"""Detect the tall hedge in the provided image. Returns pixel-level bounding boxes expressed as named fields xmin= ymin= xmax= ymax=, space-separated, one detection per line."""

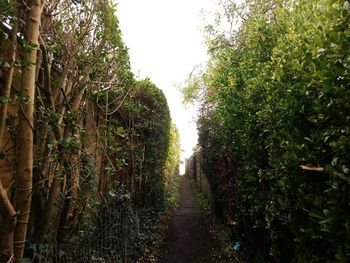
xmin=190 ymin=0 xmax=350 ymax=261
xmin=0 ymin=1 xmax=180 ymax=261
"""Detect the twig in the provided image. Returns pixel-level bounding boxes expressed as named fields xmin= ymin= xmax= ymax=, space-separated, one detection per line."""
xmin=300 ymin=165 xmax=325 ymax=172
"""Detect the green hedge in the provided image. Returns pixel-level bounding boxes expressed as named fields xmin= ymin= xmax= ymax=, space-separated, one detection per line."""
xmin=194 ymin=0 xmax=350 ymax=261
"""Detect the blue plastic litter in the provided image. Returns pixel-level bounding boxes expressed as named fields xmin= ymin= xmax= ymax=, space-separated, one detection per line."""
xmin=233 ymin=241 xmax=241 ymax=252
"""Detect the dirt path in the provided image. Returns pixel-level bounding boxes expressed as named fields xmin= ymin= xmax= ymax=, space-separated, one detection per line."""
xmin=159 ymin=176 xmax=220 ymax=263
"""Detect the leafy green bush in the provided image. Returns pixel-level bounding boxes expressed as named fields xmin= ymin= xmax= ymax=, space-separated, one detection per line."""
xmin=124 ymin=78 xmax=173 ymax=207
xmin=190 ymin=0 xmax=350 ymax=261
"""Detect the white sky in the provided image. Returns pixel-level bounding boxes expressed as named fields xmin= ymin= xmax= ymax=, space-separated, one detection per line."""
xmin=116 ymin=0 xmax=218 ymax=173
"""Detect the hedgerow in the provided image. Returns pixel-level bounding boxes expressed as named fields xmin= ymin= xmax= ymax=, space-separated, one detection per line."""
xmin=0 ymin=1 xmax=180 ymax=262
xmin=187 ymin=0 xmax=350 ymax=261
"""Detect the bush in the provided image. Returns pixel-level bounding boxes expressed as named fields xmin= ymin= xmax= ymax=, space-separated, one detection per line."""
xmin=191 ymin=0 xmax=350 ymax=261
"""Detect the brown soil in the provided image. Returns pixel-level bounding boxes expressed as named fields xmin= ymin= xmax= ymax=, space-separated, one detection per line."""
xmin=159 ymin=176 xmax=221 ymax=263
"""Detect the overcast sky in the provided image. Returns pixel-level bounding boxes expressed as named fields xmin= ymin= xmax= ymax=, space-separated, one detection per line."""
xmin=116 ymin=0 xmax=218 ymax=172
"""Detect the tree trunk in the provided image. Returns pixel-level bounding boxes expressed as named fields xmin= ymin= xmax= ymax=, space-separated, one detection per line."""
xmin=0 ymin=18 xmax=18 ymax=147
xmin=14 ymin=1 xmax=43 ymax=262
xmin=0 ymin=180 xmax=17 ymax=263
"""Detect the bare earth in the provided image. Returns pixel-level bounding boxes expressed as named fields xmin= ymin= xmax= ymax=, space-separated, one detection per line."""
xmin=159 ymin=176 xmax=220 ymax=263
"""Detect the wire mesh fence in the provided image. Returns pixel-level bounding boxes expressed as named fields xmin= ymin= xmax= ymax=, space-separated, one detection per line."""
xmin=27 ymin=190 xmax=156 ymax=263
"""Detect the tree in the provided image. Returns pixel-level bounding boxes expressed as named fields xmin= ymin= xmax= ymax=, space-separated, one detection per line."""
xmin=14 ymin=1 xmax=44 ymax=261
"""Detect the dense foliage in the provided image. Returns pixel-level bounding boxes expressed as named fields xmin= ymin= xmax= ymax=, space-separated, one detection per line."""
xmin=74 ymin=79 xmax=179 ymax=262
xmin=185 ymin=0 xmax=350 ymax=261
xmin=0 ymin=1 xmax=180 ymax=262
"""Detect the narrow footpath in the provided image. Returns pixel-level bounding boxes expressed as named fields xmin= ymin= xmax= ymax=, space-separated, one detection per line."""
xmin=160 ymin=176 xmax=221 ymax=263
